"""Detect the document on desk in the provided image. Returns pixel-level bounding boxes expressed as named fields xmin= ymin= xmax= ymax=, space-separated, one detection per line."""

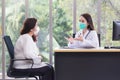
xmin=60 ymin=46 xmax=97 ymax=49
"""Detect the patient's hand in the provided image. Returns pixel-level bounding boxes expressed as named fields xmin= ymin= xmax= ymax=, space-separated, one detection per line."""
xmin=38 ymin=54 xmax=43 ymax=59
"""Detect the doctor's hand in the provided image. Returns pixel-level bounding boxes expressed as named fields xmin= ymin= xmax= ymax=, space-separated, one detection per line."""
xmin=74 ymin=36 xmax=83 ymax=42
xmin=65 ymin=36 xmax=74 ymax=44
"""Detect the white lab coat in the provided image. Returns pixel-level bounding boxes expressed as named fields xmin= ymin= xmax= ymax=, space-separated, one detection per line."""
xmin=14 ymin=34 xmax=47 ymax=69
xmin=68 ymin=30 xmax=99 ymax=48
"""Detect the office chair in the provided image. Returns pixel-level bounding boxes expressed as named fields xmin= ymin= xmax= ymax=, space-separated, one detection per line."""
xmin=3 ymin=35 xmax=43 ymax=80
xmin=97 ymin=33 xmax=101 ymax=47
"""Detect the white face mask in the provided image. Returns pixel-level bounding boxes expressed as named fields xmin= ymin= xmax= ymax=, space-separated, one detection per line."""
xmin=34 ymin=27 xmax=40 ymax=36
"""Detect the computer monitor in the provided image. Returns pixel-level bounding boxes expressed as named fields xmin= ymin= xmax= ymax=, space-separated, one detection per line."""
xmin=112 ymin=20 xmax=120 ymax=40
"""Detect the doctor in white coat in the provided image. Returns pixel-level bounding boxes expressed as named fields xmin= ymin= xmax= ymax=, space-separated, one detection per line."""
xmin=66 ymin=13 xmax=99 ymax=48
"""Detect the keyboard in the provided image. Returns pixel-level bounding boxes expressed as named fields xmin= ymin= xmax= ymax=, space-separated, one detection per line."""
xmin=104 ymin=46 xmax=120 ymax=49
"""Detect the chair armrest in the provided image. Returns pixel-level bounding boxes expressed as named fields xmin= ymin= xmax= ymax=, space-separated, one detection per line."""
xmin=11 ymin=58 xmax=34 ymax=69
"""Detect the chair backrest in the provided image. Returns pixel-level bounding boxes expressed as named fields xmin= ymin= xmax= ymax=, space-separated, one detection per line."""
xmin=3 ymin=36 xmax=14 ymax=59
xmin=97 ymin=34 xmax=101 ymax=47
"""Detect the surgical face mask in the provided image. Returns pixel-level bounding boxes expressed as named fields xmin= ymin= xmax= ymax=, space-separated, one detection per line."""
xmin=79 ymin=22 xmax=87 ymax=30
xmin=34 ymin=27 xmax=40 ymax=36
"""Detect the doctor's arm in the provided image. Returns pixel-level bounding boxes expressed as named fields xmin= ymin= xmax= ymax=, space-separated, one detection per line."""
xmin=81 ymin=31 xmax=99 ymax=48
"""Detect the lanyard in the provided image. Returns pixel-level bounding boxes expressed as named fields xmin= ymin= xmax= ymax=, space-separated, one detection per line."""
xmin=85 ymin=30 xmax=91 ymax=39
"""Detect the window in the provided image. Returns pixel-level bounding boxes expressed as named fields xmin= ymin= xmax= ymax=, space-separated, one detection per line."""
xmin=0 ymin=0 xmax=2 ymax=79
xmin=53 ymin=0 xmax=73 ymax=47
xmin=101 ymin=0 xmax=120 ymax=46
xmin=76 ymin=0 xmax=98 ymax=31
xmin=5 ymin=0 xmax=25 ymax=79
xmin=29 ymin=0 xmax=49 ymax=62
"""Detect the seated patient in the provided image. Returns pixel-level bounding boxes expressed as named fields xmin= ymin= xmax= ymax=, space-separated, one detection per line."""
xmin=14 ymin=18 xmax=54 ymax=80
xmin=66 ymin=13 xmax=99 ymax=48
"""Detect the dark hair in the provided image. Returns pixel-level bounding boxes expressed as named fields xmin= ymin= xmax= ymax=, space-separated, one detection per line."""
xmin=80 ymin=13 xmax=94 ymax=30
xmin=20 ymin=18 xmax=37 ymax=42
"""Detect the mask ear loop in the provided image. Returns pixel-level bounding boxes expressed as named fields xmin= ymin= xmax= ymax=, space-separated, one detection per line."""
xmin=30 ymin=29 xmax=33 ymax=32
xmin=34 ymin=27 xmax=40 ymax=36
